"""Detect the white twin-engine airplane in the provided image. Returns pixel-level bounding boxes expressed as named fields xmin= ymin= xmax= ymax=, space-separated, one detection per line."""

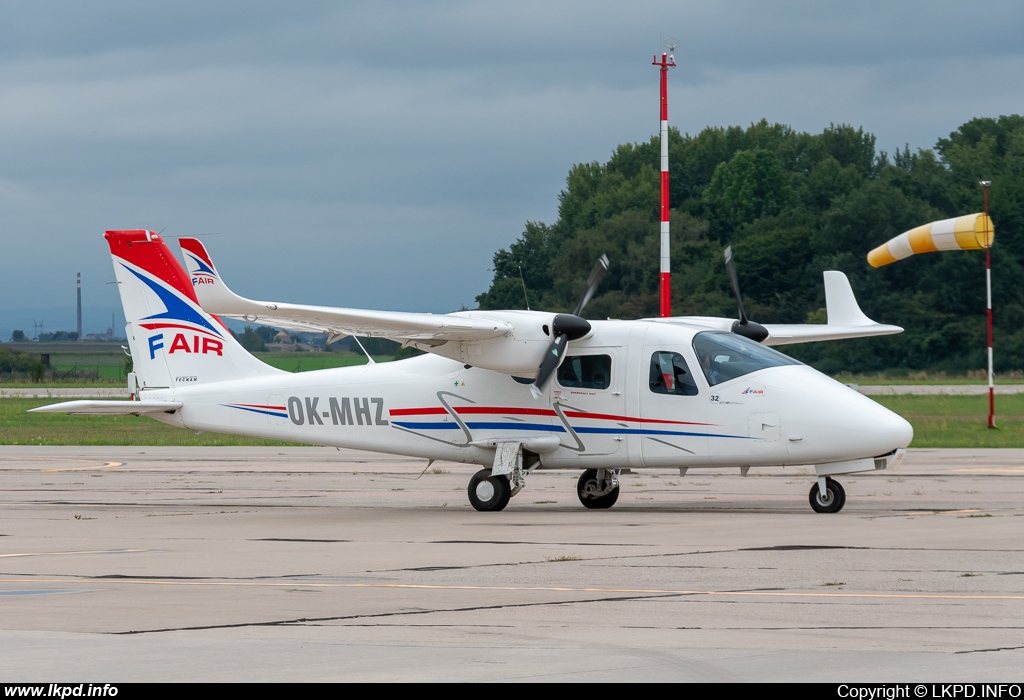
xmin=34 ymin=230 xmax=913 ymax=513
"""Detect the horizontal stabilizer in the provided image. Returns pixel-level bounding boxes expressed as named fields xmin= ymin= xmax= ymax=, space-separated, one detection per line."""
xmin=29 ymin=400 xmax=182 ymax=415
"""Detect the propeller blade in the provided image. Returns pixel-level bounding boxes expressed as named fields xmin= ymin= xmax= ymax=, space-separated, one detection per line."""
xmin=572 ymin=254 xmax=610 ymax=316
xmin=724 ymin=246 xmax=769 ymax=343
xmin=530 ymin=333 xmax=569 ymax=399
xmin=724 ymin=246 xmax=747 ymax=324
xmin=530 ymin=253 xmax=606 ymax=400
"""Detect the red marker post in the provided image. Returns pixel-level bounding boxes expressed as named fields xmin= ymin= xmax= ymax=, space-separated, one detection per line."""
xmin=653 ymin=43 xmax=676 ymax=317
xmin=981 ymin=180 xmax=995 ymax=428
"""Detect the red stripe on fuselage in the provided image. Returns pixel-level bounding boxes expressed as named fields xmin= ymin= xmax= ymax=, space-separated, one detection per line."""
xmin=390 ymin=405 xmax=714 ymax=426
xmin=563 ymin=410 xmax=712 ymax=427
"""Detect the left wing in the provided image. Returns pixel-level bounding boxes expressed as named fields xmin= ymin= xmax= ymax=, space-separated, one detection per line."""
xmin=178 ymin=238 xmax=511 ymax=343
xmin=179 ymin=238 xmax=558 ymax=375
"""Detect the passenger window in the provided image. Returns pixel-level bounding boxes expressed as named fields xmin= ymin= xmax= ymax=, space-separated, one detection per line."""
xmin=649 ymin=352 xmax=698 ymax=396
xmin=557 ymin=355 xmax=612 ymax=390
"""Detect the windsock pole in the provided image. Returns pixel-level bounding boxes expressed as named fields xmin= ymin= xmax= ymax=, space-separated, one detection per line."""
xmin=982 ymin=181 xmax=995 ymax=428
xmin=653 ymin=45 xmax=676 ymax=317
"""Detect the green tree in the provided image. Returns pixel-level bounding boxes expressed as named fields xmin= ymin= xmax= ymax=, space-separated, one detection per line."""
xmin=238 ymin=326 xmax=266 ymax=352
xmin=703 ymin=149 xmax=797 ymax=238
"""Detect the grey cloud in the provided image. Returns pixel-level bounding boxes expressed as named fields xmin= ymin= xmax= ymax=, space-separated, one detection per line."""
xmin=1 ymin=1 xmax=1022 ymax=335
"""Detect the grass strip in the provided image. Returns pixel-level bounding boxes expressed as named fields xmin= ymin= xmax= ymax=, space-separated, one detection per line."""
xmin=1 ymin=396 xmax=1022 ymax=448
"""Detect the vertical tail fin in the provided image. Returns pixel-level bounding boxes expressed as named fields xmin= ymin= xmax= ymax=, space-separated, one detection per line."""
xmin=106 ymin=230 xmax=281 ymax=390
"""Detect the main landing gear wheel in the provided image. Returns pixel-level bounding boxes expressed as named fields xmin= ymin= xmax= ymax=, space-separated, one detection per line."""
xmin=809 ymin=477 xmax=846 ymax=514
xmin=468 ymin=468 xmax=511 ymax=512
xmin=577 ymin=469 xmax=620 ymax=509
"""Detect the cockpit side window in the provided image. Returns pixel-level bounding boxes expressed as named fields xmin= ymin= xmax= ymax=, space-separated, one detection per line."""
xmin=692 ymin=331 xmax=802 ymax=386
xmin=649 ymin=351 xmax=699 ymax=396
xmin=557 ymin=354 xmax=612 ymax=390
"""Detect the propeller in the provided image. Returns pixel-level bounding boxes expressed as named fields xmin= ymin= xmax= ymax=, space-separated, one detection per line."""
xmin=723 ymin=246 xmax=769 ymax=343
xmin=530 ymin=254 xmax=610 ymax=399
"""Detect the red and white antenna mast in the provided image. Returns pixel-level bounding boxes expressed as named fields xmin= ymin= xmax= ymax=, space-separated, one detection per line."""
xmin=653 ymin=40 xmax=677 ymax=317
xmin=981 ymin=180 xmax=995 ymax=428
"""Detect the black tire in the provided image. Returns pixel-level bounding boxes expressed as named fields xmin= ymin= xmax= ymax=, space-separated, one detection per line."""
xmin=577 ymin=469 xmax=620 ymax=509
xmin=809 ymin=477 xmax=846 ymax=513
xmin=468 ymin=469 xmax=511 ymax=512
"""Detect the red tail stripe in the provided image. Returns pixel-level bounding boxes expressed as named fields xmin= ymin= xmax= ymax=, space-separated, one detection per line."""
xmin=105 ymin=230 xmax=199 ymax=304
xmin=139 ymin=322 xmax=222 ymax=338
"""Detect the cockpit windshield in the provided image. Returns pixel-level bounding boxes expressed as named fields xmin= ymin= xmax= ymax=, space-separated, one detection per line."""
xmin=692 ymin=331 xmax=802 ymax=386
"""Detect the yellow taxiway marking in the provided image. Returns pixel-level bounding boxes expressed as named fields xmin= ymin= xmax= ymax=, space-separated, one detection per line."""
xmin=948 ymin=467 xmax=1024 ymax=474
xmin=0 ymin=549 xmax=148 ymax=559
xmin=41 ymin=461 xmax=125 ymax=472
xmin=0 ymin=578 xmax=1020 ymax=601
xmin=0 ymin=456 xmax=125 ymax=472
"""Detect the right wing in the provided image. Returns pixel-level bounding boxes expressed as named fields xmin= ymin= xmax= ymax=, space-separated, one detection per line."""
xmin=762 ymin=271 xmax=903 ymax=345
xmin=649 ymin=271 xmax=902 ymax=345
xmin=178 ymin=238 xmax=512 ymax=344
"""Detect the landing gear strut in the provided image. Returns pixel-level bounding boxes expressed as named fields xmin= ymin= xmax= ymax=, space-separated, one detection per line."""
xmin=577 ymin=468 xmax=620 ymax=509
xmin=809 ymin=476 xmax=846 ymax=513
xmin=468 ymin=468 xmax=511 ymax=512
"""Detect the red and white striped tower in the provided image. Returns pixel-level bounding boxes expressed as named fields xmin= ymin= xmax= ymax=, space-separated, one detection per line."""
xmin=653 ymin=43 xmax=676 ymax=317
xmin=981 ymin=180 xmax=995 ymax=428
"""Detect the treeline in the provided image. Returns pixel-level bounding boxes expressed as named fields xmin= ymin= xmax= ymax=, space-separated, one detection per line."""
xmin=0 ymin=347 xmax=45 ymax=381
xmin=235 ymin=324 xmax=421 ymax=359
xmin=476 ymin=116 xmax=1024 ymax=373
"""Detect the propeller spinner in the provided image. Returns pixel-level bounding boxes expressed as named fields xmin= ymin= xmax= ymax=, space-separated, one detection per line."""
xmin=724 ymin=246 xmax=769 ymax=343
xmin=530 ymin=254 xmax=610 ymax=399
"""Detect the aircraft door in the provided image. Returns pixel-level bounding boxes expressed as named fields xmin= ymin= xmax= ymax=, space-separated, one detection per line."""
xmin=553 ymin=347 xmax=624 ymax=456
xmin=638 ymin=347 xmax=708 ymax=467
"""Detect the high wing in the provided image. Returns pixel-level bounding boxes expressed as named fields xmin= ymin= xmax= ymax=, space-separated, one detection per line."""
xmin=180 ymin=238 xmax=899 ymax=374
xmin=178 ymin=238 xmax=512 ymax=343
xmin=179 ymin=238 xmax=557 ymax=375
xmin=649 ymin=271 xmax=902 ymax=345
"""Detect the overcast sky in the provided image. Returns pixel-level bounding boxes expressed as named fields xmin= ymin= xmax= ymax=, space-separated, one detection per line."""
xmin=2 ymin=1 xmax=1022 ymax=337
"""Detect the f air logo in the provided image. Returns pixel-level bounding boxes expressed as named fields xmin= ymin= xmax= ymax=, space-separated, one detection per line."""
xmin=148 ymin=332 xmax=224 ymax=359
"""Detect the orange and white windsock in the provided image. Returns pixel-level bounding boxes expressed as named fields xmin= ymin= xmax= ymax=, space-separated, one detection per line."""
xmin=867 ymin=213 xmax=994 ymax=268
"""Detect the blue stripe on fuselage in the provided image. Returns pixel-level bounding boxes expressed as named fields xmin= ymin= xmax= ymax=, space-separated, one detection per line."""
xmin=391 ymin=420 xmax=749 ymax=439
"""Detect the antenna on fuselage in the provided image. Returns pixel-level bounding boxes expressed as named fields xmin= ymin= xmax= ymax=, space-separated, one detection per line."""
xmin=518 ymin=266 xmax=530 ymax=311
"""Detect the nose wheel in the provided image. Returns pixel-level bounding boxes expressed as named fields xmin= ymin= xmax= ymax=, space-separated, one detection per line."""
xmin=577 ymin=468 xmax=620 ymax=509
xmin=468 ymin=468 xmax=511 ymax=512
xmin=809 ymin=477 xmax=846 ymax=513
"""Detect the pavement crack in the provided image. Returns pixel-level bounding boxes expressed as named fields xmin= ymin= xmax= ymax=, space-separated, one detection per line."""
xmin=251 ymin=538 xmax=352 ymax=543
xmin=113 ymin=592 xmax=682 ymax=635
xmin=955 ymin=644 xmax=1024 ymax=654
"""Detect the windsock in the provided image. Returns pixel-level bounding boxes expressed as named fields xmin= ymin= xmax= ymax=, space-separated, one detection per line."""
xmin=867 ymin=213 xmax=994 ymax=268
